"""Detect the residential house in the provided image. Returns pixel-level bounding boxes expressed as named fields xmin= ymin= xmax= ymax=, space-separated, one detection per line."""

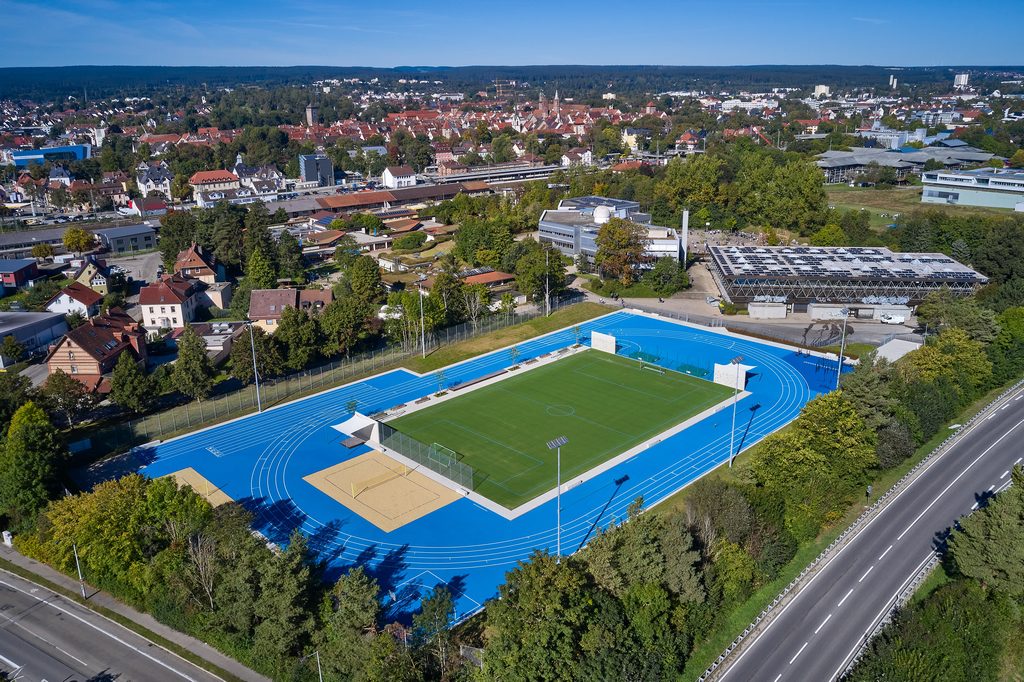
xmin=248 ymin=288 xmax=333 ymax=332
xmin=382 ymin=165 xmax=416 ymax=189
xmin=168 ymin=321 xmax=245 ymax=365
xmin=0 ymin=258 xmax=40 ymax=289
xmin=45 ymin=282 xmax=102 ymax=317
xmin=74 ymin=257 xmax=111 ymax=295
xmin=188 ymin=170 xmax=239 ymax=202
xmin=136 ymin=161 xmax=174 ymax=200
xmin=560 ymin=148 xmax=593 ymax=167
xmin=173 ymin=243 xmax=221 ymax=283
xmin=93 ymin=224 xmax=156 ymax=254
xmin=48 ymin=165 xmax=73 ymax=187
xmin=126 ymin=197 xmax=167 ymax=218
xmin=232 ymin=153 xmax=285 ymax=191
xmin=139 ymin=273 xmax=203 ymax=329
xmin=44 ymin=308 xmax=146 ymax=391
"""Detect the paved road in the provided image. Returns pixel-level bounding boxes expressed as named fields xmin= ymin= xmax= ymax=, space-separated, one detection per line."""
xmin=0 ymin=570 xmax=221 ymax=682
xmin=720 ymin=385 xmax=1024 ymax=682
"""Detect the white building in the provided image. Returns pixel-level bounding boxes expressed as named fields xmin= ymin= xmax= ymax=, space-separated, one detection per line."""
xmin=382 ymin=165 xmax=416 ymax=189
xmin=45 ymin=282 xmax=102 ymax=317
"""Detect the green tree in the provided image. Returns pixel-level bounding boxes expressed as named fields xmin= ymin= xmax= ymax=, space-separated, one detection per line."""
xmin=275 ymin=306 xmax=321 ymax=371
xmin=809 ymin=223 xmax=848 ymax=247
xmin=159 ymin=211 xmax=198 ymax=270
xmin=229 ymin=325 xmax=283 ymax=384
xmin=596 ymin=217 xmax=648 ymax=285
xmin=348 ymin=256 xmax=383 ymax=305
xmin=62 ymin=226 xmax=94 ymax=255
xmin=949 ymin=466 xmax=1024 ymax=596
xmin=109 ymin=352 xmax=154 ymax=413
xmin=317 ymin=567 xmax=380 ymax=680
xmin=277 ymin=231 xmax=305 ymax=283
xmin=653 ymin=154 xmax=724 ymax=217
xmin=31 ymin=243 xmax=54 ymax=259
xmin=412 ymin=586 xmax=458 ymax=680
xmin=916 ymin=289 xmax=999 ymax=343
xmin=1 ymin=335 xmax=25 ymax=364
xmin=643 ymin=257 xmax=689 ymax=295
xmin=253 ymin=530 xmax=315 ymax=659
xmin=320 ymin=297 xmax=368 ymax=357
xmin=245 ymin=247 xmax=277 ymax=290
xmin=173 ymin=324 xmax=214 ymax=401
xmin=515 ymin=244 xmax=566 ymax=302
xmin=0 ymin=402 xmax=67 ymax=531
xmin=0 ymin=373 xmax=33 ymax=435
xmin=364 ymin=631 xmax=422 ymax=682
xmin=333 ymin=234 xmax=360 ymax=269
xmin=41 ymin=369 xmax=94 ymax=428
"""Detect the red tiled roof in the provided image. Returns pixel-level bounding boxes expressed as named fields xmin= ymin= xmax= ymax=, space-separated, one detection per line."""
xmin=139 ymin=273 xmax=198 ymax=305
xmin=385 ymin=165 xmax=415 ymax=177
xmin=46 ymin=308 xmax=144 ymax=364
xmin=316 ymin=191 xmax=396 ymax=210
xmin=52 ymin=281 xmax=103 ymax=307
xmin=248 ymin=288 xmax=334 ymax=320
xmin=188 ymin=170 xmax=238 ymax=185
xmin=464 ymin=270 xmax=515 ymax=286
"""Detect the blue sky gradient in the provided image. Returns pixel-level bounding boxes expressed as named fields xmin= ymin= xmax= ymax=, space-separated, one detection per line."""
xmin=1 ymin=0 xmax=1021 ymax=67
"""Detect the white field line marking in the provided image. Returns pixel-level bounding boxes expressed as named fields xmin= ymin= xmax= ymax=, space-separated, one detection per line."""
xmin=858 ymin=565 xmax=875 ymax=583
xmin=814 ymin=613 xmax=833 ymax=635
xmin=789 ymin=642 xmax=809 ymax=665
xmin=878 ymin=545 xmax=893 ymax=561
xmin=0 ymin=580 xmax=197 ymax=681
xmin=837 ymin=588 xmax=855 ymax=607
xmin=895 ymin=419 xmax=1024 ymax=541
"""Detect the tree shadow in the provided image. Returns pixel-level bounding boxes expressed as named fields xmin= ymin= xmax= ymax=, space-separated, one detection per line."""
xmin=238 ymin=496 xmax=308 ymax=545
xmin=307 ymin=519 xmax=349 ymax=579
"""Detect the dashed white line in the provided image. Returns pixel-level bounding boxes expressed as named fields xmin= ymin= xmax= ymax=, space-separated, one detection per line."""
xmin=987 ymin=413 xmax=997 ymax=420
xmin=773 ymin=674 xmax=782 ymax=682
xmin=859 ymin=565 xmax=875 ymax=583
xmin=837 ymin=588 xmax=855 ymax=607
xmin=789 ymin=641 xmax=809 ymax=665
xmin=988 ymin=484 xmax=996 ymax=491
xmin=972 ymin=501 xmax=980 ymax=510
xmin=1002 ymin=404 xmax=1010 ymax=410
xmin=1016 ymin=457 xmax=1022 ymax=464
xmin=814 ymin=613 xmax=833 ymax=634
xmin=878 ymin=545 xmax=893 ymax=561
xmin=1001 ymin=470 xmax=1010 ymax=479
xmin=1016 ymin=394 xmax=1023 ymax=400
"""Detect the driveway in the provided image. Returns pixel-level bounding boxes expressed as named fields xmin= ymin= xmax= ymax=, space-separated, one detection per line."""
xmin=107 ymin=250 xmax=162 ymax=284
xmin=20 ymin=361 xmax=49 ymax=388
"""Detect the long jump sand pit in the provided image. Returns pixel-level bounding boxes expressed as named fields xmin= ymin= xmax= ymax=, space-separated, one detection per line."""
xmin=304 ymin=451 xmax=460 ymax=532
xmin=162 ymin=467 xmax=233 ymax=507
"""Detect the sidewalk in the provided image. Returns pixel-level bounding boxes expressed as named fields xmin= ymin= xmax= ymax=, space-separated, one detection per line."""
xmin=0 ymin=544 xmax=270 ymax=682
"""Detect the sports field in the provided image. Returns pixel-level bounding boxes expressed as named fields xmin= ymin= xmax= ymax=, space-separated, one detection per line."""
xmin=388 ymin=349 xmax=734 ymax=508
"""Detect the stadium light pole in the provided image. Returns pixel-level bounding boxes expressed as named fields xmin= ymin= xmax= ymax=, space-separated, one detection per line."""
xmin=547 ymin=436 xmax=569 ymax=563
xmin=836 ymin=308 xmax=850 ymax=390
xmin=248 ymin=322 xmax=262 ymax=413
xmin=418 ymin=282 xmax=426 ymax=358
xmin=728 ymin=355 xmax=743 ymax=468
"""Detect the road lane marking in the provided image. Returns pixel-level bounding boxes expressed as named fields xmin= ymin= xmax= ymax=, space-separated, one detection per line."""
xmin=788 ymin=642 xmax=809 ymax=665
xmin=878 ymin=545 xmax=893 ymax=560
xmin=895 ymin=419 xmax=1024 ymax=541
xmin=837 ymin=588 xmax=855 ymax=607
xmin=987 ymin=413 xmax=996 ymax=420
xmin=1016 ymin=394 xmax=1023 ymax=400
xmin=718 ymin=417 xmax=1024 ymax=681
xmin=830 ymin=553 xmax=935 ymax=681
xmin=988 ymin=484 xmax=995 ymax=491
xmin=1016 ymin=457 xmax=1022 ymax=464
xmin=814 ymin=613 xmax=832 ymax=634
xmin=0 ymin=579 xmax=198 ymax=681
xmin=1002 ymin=404 xmax=1010 ymax=410
xmin=11 ymin=619 xmax=90 ymax=667
xmin=773 ymin=674 xmax=782 ymax=682
xmin=858 ymin=565 xmax=874 ymax=583
xmin=972 ymin=501 xmax=979 ymax=509
xmin=1001 ymin=470 xmax=1010 ymax=479
xmin=0 ymin=652 xmax=20 ymax=669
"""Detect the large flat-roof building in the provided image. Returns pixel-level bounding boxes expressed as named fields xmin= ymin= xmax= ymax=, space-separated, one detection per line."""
xmin=93 ymin=224 xmax=156 ymax=254
xmin=707 ymin=245 xmax=987 ymax=306
xmin=538 ymin=196 xmax=683 ymax=264
xmin=10 ymin=144 xmax=92 ymax=167
xmin=921 ymin=168 xmax=1024 ymax=210
xmin=0 ymin=312 xmax=69 ymax=367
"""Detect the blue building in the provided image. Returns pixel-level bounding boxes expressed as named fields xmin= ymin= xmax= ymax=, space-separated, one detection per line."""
xmin=12 ymin=144 xmax=92 ymax=167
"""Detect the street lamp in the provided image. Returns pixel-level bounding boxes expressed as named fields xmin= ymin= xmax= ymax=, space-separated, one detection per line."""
xmin=836 ymin=307 xmax=850 ymax=390
xmin=546 ymin=436 xmax=569 ymax=563
xmin=728 ymin=355 xmax=743 ymax=468
xmin=417 ymin=282 xmax=426 ymax=358
xmin=300 ymin=650 xmax=323 ymax=682
xmin=248 ymin=322 xmax=262 ymax=413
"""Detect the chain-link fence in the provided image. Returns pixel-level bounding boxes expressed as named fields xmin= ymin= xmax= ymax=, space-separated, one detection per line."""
xmin=377 ymin=422 xmax=477 ymax=490
xmin=80 ymin=295 xmax=586 ymax=459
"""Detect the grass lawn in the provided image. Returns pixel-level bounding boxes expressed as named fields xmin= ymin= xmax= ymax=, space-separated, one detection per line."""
xmin=826 ymin=184 xmax=1012 ymax=231
xmin=389 ymin=349 xmax=733 ymax=508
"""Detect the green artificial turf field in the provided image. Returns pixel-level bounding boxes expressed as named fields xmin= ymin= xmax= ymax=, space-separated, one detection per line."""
xmin=388 ymin=349 xmax=733 ymax=508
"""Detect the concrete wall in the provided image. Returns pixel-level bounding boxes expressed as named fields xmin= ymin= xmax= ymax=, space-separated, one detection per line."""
xmin=808 ymin=303 xmax=849 ymax=320
xmin=922 ymin=186 xmax=1023 ymax=210
xmin=747 ymin=302 xmax=787 ymax=319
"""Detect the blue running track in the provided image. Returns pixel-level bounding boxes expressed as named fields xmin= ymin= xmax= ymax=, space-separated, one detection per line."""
xmin=138 ymin=311 xmax=839 ymax=620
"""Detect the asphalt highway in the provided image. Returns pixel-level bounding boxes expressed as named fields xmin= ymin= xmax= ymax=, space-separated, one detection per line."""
xmin=719 ymin=386 xmax=1024 ymax=682
xmin=0 ymin=570 xmax=221 ymax=682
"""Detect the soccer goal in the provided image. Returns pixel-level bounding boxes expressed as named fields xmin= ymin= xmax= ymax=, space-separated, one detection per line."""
xmin=591 ymin=331 xmax=617 ymax=355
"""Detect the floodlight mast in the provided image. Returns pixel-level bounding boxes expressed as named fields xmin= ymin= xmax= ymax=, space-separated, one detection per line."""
xmin=547 ymin=436 xmax=569 ymax=562
xmin=728 ymin=356 xmax=743 ymax=468
xmin=836 ymin=308 xmax=850 ymax=389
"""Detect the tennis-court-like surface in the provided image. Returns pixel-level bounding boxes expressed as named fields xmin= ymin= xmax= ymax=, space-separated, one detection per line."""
xmin=388 ymin=349 xmax=733 ymax=508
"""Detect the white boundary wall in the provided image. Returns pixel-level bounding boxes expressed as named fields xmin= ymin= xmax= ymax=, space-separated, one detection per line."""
xmin=713 ymin=363 xmax=755 ymax=391
xmin=591 ymin=330 xmax=617 ymax=354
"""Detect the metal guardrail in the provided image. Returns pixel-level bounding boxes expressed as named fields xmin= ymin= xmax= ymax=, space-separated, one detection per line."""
xmin=697 ymin=376 xmax=1024 ymax=682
